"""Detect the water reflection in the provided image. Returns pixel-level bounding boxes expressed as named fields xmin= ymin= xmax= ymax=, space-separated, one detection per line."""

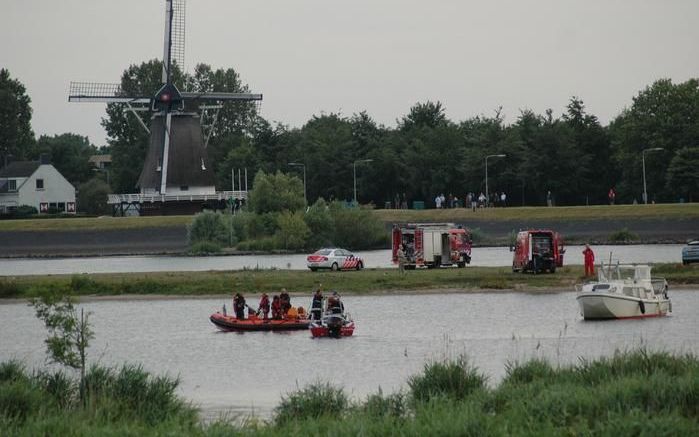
xmin=1 ymin=290 xmax=697 ymax=418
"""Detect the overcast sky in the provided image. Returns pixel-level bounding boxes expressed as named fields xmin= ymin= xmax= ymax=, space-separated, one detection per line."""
xmin=2 ymin=0 xmax=699 ymax=147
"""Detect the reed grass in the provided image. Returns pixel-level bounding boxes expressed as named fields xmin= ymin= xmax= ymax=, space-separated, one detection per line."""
xmin=1 ymin=350 xmax=698 ymax=435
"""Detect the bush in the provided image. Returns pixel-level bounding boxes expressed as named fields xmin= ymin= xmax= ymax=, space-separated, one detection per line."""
xmin=304 ymin=198 xmax=334 ymax=249
xmin=274 ymin=382 xmax=348 ymax=425
xmin=187 ymin=211 xmax=230 ymax=247
xmin=0 ymin=280 xmax=21 ymax=298
xmin=77 ymin=177 xmax=111 ymax=215
xmin=189 ymin=241 xmax=222 ymax=254
xmin=245 ymin=212 xmax=279 ymax=239
xmin=11 ymin=205 xmax=37 ymax=219
xmin=247 ymin=170 xmax=305 ymax=214
xmin=408 ymin=356 xmax=487 ymax=402
xmin=329 ymin=202 xmax=388 ymax=249
xmin=236 ymin=236 xmax=278 ymax=252
xmin=608 ymin=227 xmax=639 ymax=243
xmin=276 ymin=211 xmax=310 ymax=250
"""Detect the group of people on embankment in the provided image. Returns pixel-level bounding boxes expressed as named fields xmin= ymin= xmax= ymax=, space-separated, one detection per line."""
xmin=229 ymin=285 xmax=344 ymax=321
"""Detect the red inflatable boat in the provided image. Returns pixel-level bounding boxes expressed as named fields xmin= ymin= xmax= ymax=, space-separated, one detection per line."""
xmin=310 ymin=314 xmax=355 ymax=338
xmin=210 ymin=312 xmax=311 ymax=332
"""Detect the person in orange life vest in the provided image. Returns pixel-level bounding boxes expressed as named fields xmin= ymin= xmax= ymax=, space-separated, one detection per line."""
xmin=271 ymin=295 xmax=283 ymax=320
xmin=258 ymin=293 xmax=270 ymax=320
xmin=583 ymin=244 xmax=595 ymax=276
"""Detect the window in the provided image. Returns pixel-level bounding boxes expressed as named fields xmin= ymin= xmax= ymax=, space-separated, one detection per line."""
xmin=36 ymin=179 xmax=44 ymax=190
xmin=180 ymin=185 xmax=189 ymax=191
xmin=58 ymin=202 xmax=65 ymax=212
xmin=8 ymin=180 xmax=16 ymax=191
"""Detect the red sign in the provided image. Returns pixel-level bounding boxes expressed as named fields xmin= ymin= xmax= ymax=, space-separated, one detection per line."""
xmin=40 ymin=203 xmax=48 ymax=213
xmin=67 ymin=202 xmax=76 ymax=213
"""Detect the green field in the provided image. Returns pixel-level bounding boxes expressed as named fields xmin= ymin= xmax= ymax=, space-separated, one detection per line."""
xmin=1 ymin=203 xmax=698 ymax=232
xmin=2 ymin=263 xmax=697 ymax=300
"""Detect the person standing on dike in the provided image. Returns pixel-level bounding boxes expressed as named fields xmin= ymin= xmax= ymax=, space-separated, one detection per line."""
xmin=583 ymin=244 xmax=595 ymax=277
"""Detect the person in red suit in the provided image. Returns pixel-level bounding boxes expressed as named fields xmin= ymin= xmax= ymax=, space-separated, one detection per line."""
xmin=271 ymin=295 xmax=283 ymax=320
xmin=583 ymin=244 xmax=595 ymax=276
xmin=258 ymin=293 xmax=270 ymax=320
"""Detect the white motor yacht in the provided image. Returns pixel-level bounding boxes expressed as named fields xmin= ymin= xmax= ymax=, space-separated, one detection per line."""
xmin=576 ymin=264 xmax=671 ymax=320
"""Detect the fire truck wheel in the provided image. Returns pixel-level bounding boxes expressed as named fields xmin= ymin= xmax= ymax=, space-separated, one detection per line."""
xmin=331 ymin=263 xmax=339 ymax=271
xmin=549 ymin=265 xmax=556 ymax=274
xmin=457 ymin=261 xmax=465 ymax=268
xmin=356 ymin=262 xmax=363 ymax=270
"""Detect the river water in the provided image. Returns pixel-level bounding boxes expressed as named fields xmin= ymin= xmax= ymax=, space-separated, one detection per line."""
xmin=0 ymin=244 xmax=685 ymax=276
xmin=2 ymin=290 xmax=697 ymax=419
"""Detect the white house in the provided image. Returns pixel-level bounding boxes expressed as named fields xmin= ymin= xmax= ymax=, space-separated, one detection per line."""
xmin=0 ymin=159 xmax=76 ymax=214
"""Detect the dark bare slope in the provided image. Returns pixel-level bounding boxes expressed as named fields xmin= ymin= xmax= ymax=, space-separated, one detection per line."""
xmin=0 ymin=227 xmax=188 ymax=257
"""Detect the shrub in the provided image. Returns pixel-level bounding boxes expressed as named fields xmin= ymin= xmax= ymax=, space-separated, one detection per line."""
xmin=276 ymin=211 xmax=310 ymax=250
xmin=70 ymin=275 xmax=96 ymax=293
xmin=274 ymin=382 xmax=348 ymax=425
xmin=408 ymin=356 xmax=487 ymax=402
xmin=608 ymin=227 xmax=639 ymax=243
xmin=187 ymin=211 xmax=229 ymax=247
xmin=245 ymin=212 xmax=279 ymax=239
xmin=13 ymin=205 xmax=37 ymax=219
xmin=304 ymin=198 xmax=335 ymax=249
xmin=189 ymin=241 xmax=222 ymax=254
xmin=0 ymin=280 xmax=21 ymax=298
xmin=230 ymin=211 xmax=253 ymax=241
xmin=77 ymin=177 xmax=111 ymax=215
xmin=329 ymin=202 xmax=387 ymax=249
xmin=247 ymin=170 xmax=305 ymax=214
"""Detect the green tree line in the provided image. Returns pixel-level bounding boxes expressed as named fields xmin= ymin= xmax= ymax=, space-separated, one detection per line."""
xmin=2 ymin=65 xmax=698 ymax=210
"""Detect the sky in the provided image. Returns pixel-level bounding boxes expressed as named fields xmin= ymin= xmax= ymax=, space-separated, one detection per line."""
xmin=2 ymin=0 xmax=699 ymax=147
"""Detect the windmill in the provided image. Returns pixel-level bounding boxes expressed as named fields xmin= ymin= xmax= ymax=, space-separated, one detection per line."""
xmin=69 ymin=0 xmax=262 ymax=210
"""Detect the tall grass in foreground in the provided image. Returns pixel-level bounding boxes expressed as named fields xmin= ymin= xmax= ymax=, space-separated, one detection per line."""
xmin=2 ymin=349 xmax=698 ymax=435
xmin=0 ymin=361 xmax=198 ymax=435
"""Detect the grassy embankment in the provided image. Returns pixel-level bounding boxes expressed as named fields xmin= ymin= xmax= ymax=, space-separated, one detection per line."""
xmin=1 ymin=263 xmax=698 ymax=300
xmin=1 ymin=203 xmax=698 ymax=232
xmin=2 ymin=350 xmax=698 ymax=435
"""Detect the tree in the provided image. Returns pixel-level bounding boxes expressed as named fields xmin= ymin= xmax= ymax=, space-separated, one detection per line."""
xmin=31 ymin=133 xmax=97 ymax=185
xmin=31 ymin=292 xmax=93 ymax=398
xmin=398 ymin=101 xmax=448 ymax=131
xmin=0 ymin=69 xmax=34 ymax=162
xmin=247 ymin=170 xmax=305 ymax=214
xmin=77 ymin=177 xmax=112 ymax=215
xmin=276 ymin=211 xmax=310 ymax=250
xmin=610 ymin=79 xmax=699 ymax=202
xmin=665 ymin=147 xmax=699 ymax=202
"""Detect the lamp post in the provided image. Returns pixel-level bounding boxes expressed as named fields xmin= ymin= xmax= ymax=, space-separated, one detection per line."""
xmin=642 ymin=147 xmax=664 ymax=204
xmin=353 ymin=159 xmax=373 ymax=204
xmin=288 ymin=162 xmax=306 ymax=205
xmin=485 ymin=154 xmax=506 ymax=205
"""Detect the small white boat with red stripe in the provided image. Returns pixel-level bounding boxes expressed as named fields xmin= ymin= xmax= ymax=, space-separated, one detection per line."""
xmin=576 ymin=263 xmax=671 ymax=320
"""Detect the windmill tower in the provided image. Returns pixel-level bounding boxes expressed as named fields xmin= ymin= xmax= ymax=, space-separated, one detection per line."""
xmin=69 ymin=0 xmax=262 ymax=214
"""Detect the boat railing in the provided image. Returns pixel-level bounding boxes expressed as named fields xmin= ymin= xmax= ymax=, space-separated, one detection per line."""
xmin=650 ymin=278 xmax=668 ymax=295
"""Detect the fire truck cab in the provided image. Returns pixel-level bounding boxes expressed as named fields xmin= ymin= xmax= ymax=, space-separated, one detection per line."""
xmin=392 ymin=223 xmax=472 ymax=269
xmin=511 ymin=229 xmax=565 ymax=273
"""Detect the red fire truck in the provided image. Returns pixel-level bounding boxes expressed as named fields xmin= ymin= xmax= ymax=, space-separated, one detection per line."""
xmin=511 ymin=229 xmax=565 ymax=273
xmin=392 ymin=223 xmax=472 ymax=269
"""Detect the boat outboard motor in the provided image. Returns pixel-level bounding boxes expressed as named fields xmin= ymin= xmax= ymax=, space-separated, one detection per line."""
xmin=325 ymin=315 xmax=344 ymax=338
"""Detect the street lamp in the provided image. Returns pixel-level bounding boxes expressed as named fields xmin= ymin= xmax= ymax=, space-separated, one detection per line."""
xmin=642 ymin=147 xmax=664 ymax=204
xmin=485 ymin=154 xmax=506 ymax=205
xmin=353 ymin=159 xmax=373 ymax=204
xmin=288 ymin=162 xmax=307 ymax=205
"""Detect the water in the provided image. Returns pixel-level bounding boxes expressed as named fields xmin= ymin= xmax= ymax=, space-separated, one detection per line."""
xmin=2 ymin=290 xmax=697 ymax=418
xmin=0 ymin=244 xmax=684 ymax=276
